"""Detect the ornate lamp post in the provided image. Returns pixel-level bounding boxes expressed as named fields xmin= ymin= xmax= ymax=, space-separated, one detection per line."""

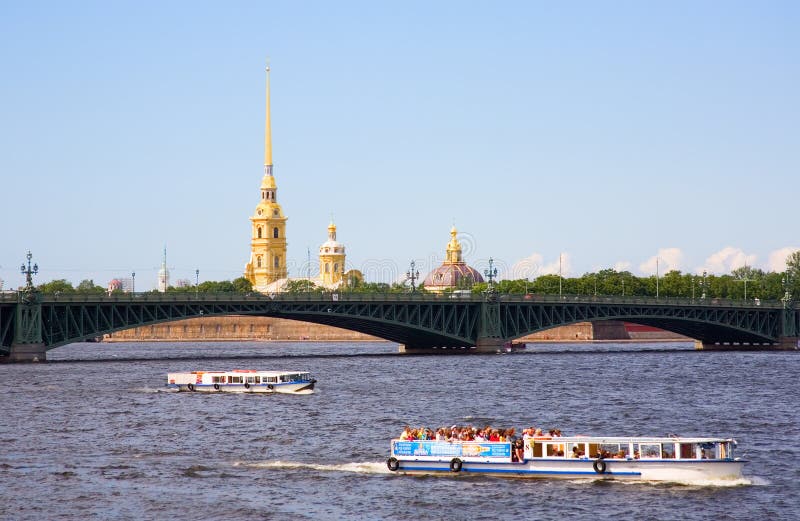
xmin=195 ymin=269 xmax=200 ymax=298
xmin=20 ymin=251 xmax=38 ymax=291
xmin=782 ymin=273 xmax=792 ymax=308
xmin=701 ymin=270 xmax=707 ymax=299
xmin=131 ymin=271 xmax=136 ymax=294
xmin=484 ymin=257 xmax=498 ymax=292
xmin=406 ymin=260 xmax=419 ymax=293
xmin=621 ymin=276 xmax=625 ymax=297
xmin=691 ymin=275 xmax=695 ymax=299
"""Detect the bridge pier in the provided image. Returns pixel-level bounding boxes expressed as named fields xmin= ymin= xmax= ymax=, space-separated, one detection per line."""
xmin=3 ymin=343 xmax=47 ymax=363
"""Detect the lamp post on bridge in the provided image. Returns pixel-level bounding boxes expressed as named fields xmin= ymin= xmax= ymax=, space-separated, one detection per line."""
xmin=20 ymin=251 xmax=38 ymax=291
xmin=691 ymin=275 xmax=695 ymax=299
xmin=131 ymin=271 xmax=135 ymax=294
xmin=701 ymin=270 xmax=707 ymax=300
xmin=484 ymin=258 xmax=498 ymax=292
xmin=406 ymin=260 xmax=419 ymax=293
xmin=782 ymin=273 xmax=793 ymax=308
xmin=195 ymin=269 xmax=199 ymax=298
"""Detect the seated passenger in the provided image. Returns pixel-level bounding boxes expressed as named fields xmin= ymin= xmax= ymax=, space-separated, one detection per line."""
xmin=399 ymin=426 xmax=412 ymax=440
xmin=571 ymin=446 xmax=581 ymax=458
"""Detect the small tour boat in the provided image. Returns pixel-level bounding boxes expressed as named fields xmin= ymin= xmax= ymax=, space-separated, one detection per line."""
xmin=167 ymin=370 xmax=316 ymax=394
xmin=387 ymin=436 xmax=744 ymax=482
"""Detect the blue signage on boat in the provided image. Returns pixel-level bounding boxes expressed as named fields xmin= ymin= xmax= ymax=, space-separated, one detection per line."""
xmin=393 ymin=441 xmax=511 ymax=459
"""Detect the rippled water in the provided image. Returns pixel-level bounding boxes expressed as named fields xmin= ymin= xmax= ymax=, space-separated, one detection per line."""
xmin=1 ymin=341 xmax=798 ymax=520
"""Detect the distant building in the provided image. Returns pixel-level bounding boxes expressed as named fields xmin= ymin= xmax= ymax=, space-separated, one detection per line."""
xmin=423 ymin=226 xmax=484 ymax=292
xmin=107 ymin=279 xmax=124 ymax=295
xmin=319 ymin=221 xmax=346 ymax=287
xmin=174 ymin=279 xmax=191 ymax=288
xmin=244 ymin=65 xmax=288 ymax=292
xmin=158 ymin=247 xmax=169 ymax=292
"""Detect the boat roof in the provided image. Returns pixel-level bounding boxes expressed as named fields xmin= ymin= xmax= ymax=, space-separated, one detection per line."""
xmin=170 ymin=370 xmax=310 ymax=376
xmin=534 ymin=436 xmax=735 ymax=443
xmin=393 ymin=436 xmax=735 ymax=444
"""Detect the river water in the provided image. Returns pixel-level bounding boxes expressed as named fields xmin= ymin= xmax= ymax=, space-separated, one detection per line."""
xmin=1 ymin=340 xmax=798 ymax=520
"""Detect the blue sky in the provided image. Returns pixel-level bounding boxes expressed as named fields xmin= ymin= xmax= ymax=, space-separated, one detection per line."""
xmin=1 ymin=1 xmax=798 ymax=290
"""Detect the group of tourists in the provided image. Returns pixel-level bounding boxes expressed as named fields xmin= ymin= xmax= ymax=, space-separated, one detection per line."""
xmin=398 ymin=424 xmax=563 ymax=443
xmin=397 ymin=424 xmax=566 ymax=462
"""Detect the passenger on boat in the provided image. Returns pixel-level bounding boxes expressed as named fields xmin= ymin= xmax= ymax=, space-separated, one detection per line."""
xmin=399 ymin=426 xmax=412 ymax=440
xmin=513 ymin=439 xmax=525 ymax=462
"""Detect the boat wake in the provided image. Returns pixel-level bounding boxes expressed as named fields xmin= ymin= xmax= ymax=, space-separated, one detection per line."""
xmin=569 ymin=476 xmax=758 ymax=487
xmin=236 ymin=460 xmax=389 ymax=474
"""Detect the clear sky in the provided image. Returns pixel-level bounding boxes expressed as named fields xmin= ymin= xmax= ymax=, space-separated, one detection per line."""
xmin=1 ymin=0 xmax=798 ymax=290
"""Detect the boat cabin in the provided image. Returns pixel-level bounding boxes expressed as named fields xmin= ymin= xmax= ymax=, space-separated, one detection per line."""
xmin=527 ymin=437 xmax=735 ymax=461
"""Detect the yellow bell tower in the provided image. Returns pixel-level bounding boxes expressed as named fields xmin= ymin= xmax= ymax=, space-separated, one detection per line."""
xmin=318 ymin=221 xmax=346 ymax=287
xmin=244 ymin=64 xmax=288 ymax=291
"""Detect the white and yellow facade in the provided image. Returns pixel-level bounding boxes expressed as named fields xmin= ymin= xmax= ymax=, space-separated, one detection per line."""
xmin=319 ymin=222 xmax=346 ymax=287
xmin=245 ymin=66 xmax=288 ymax=291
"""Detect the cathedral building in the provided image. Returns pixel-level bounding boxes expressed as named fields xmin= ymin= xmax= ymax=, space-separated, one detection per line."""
xmin=319 ymin=221 xmax=346 ymax=287
xmin=422 ymin=226 xmax=484 ymax=292
xmin=244 ymin=65 xmax=288 ymax=292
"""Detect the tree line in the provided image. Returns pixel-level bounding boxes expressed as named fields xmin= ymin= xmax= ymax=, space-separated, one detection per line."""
xmin=30 ymin=251 xmax=800 ymax=301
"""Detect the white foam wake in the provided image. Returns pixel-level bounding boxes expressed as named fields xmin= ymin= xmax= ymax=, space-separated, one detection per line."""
xmin=236 ymin=460 xmax=390 ymax=474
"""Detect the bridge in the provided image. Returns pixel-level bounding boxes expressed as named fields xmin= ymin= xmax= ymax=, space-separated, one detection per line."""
xmin=1 ymin=290 xmax=798 ymax=361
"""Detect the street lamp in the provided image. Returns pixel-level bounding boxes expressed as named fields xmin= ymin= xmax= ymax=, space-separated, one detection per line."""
xmin=691 ymin=275 xmax=695 ymax=299
xmin=701 ymin=270 xmax=707 ymax=299
xmin=20 ymin=251 xmax=39 ymax=290
xmin=195 ymin=269 xmax=200 ymax=298
xmin=484 ymin=257 xmax=498 ymax=292
xmin=131 ymin=271 xmax=135 ymax=294
xmin=621 ymin=276 xmax=625 ymax=297
xmin=782 ymin=272 xmax=792 ymax=307
xmin=406 ymin=260 xmax=419 ymax=293
xmin=655 ymin=257 xmax=660 ymax=299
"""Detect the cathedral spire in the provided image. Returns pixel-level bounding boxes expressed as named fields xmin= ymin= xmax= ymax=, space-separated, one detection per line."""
xmin=264 ymin=62 xmax=273 ymax=176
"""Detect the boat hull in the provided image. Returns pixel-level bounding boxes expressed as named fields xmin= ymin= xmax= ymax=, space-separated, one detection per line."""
xmin=392 ymin=458 xmax=744 ymax=482
xmin=167 ymin=382 xmax=315 ymax=394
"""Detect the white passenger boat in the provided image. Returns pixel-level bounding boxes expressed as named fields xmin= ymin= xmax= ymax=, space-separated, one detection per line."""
xmin=387 ymin=436 xmax=744 ymax=482
xmin=167 ymin=370 xmax=316 ymax=394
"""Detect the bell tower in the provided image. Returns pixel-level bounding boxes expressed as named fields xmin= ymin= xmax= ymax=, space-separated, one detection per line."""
xmin=244 ymin=64 xmax=288 ymax=291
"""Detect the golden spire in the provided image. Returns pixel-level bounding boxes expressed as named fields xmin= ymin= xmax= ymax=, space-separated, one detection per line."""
xmin=445 ymin=226 xmax=463 ymax=264
xmin=328 ymin=220 xmax=337 ymax=241
xmin=264 ymin=62 xmax=273 ymax=174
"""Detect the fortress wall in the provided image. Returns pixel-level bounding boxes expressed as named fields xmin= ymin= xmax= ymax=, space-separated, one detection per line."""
xmin=104 ymin=316 xmax=379 ymax=342
xmin=104 ymin=317 xmax=684 ymax=343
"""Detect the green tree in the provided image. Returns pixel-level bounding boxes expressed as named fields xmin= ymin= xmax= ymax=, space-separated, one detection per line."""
xmin=786 ymin=250 xmax=800 ymax=278
xmin=76 ymin=279 xmax=105 ymax=294
xmin=232 ymin=277 xmax=253 ymax=293
xmin=284 ymin=279 xmax=322 ymax=293
xmin=38 ymin=279 xmax=75 ymax=294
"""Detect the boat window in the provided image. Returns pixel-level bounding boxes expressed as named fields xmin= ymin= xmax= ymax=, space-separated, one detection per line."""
xmin=546 ymin=443 xmax=565 ymax=457
xmin=661 ymin=443 xmax=676 ymax=459
xmin=264 ymin=376 xmax=278 ymax=383
xmin=637 ymin=443 xmax=661 ymax=459
xmin=700 ymin=442 xmax=716 ymax=459
xmin=246 ymin=376 xmax=257 ymax=384
xmin=212 ymin=376 xmax=224 ymax=384
xmin=229 ymin=376 xmax=243 ymax=384
xmin=529 ymin=441 xmax=542 ymax=458
xmin=679 ymin=443 xmax=694 ymax=459
xmin=565 ymin=442 xmax=586 ymax=458
xmin=598 ymin=443 xmax=627 ymax=459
